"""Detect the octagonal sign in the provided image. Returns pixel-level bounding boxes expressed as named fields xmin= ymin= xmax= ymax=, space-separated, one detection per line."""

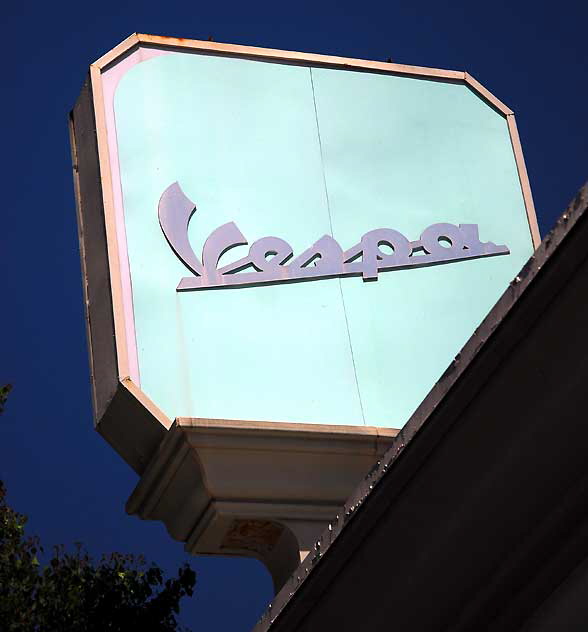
xmin=71 ymin=34 xmax=538 ymax=473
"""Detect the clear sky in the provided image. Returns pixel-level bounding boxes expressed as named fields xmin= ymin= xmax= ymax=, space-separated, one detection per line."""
xmin=1 ymin=1 xmax=587 ymax=629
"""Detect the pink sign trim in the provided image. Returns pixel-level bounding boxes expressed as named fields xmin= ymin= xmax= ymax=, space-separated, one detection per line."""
xmin=101 ymin=46 xmax=170 ymax=386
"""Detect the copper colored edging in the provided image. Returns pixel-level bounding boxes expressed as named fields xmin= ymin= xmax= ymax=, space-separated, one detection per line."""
xmin=89 ymin=64 xmax=131 ymax=382
xmin=507 ymin=114 xmax=542 ymax=248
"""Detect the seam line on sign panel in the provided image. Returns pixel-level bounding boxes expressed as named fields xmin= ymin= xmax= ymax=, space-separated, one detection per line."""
xmin=309 ymin=67 xmax=366 ymax=426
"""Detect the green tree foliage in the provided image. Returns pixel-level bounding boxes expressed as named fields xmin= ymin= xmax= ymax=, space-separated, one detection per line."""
xmin=0 ymin=387 xmax=196 ymax=630
xmin=0 ymin=384 xmax=11 ymax=415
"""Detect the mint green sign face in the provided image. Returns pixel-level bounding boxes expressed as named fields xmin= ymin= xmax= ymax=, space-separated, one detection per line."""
xmin=114 ymin=51 xmax=534 ymax=428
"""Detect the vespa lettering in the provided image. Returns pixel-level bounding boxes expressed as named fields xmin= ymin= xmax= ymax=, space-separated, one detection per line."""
xmin=158 ymin=182 xmax=510 ymax=291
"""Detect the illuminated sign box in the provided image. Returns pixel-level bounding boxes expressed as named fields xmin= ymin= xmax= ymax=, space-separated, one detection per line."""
xmin=71 ymin=34 xmax=538 ymax=583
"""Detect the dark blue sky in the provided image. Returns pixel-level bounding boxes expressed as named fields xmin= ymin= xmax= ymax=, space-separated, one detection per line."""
xmin=2 ymin=1 xmax=587 ymax=629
